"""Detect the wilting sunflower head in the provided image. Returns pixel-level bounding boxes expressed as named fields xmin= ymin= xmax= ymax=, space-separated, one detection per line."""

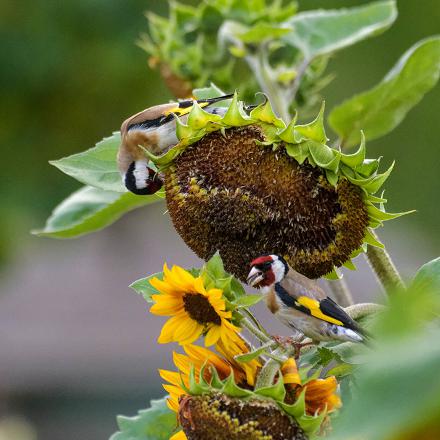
xmin=145 ymin=93 xmax=407 ymax=281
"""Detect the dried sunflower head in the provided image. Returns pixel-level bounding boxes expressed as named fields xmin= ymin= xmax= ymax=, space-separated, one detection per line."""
xmin=145 ymin=93 xmax=408 ymax=281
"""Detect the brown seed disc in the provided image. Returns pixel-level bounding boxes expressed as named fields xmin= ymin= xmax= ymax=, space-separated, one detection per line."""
xmin=179 ymin=393 xmax=308 ymax=440
xmin=165 ymin=125 xmax=368 ymax=280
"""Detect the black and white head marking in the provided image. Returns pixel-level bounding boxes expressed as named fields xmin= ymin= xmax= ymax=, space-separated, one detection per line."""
xmin=270 ymin=254 xmax=289 ymax=283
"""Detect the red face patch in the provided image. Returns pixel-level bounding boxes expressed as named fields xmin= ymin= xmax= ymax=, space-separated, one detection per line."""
xmin=250 ymin=255 xmax=273 ymax=267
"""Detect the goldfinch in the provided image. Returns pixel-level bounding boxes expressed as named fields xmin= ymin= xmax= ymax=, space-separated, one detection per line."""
xmin=117 ymin=94 xmax=233 ymax=195
xmin=247 ymin=255 xmax=364 ymax=343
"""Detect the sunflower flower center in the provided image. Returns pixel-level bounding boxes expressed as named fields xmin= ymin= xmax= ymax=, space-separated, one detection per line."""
xmin=183 ymin=293 xmax=222 ymax=326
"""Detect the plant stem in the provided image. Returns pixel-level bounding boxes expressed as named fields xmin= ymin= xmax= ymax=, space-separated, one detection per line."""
xmin=286 ymin=57 xmax=310 ymax=104
xmin=255 ymin=347 xmax=292 ymax=389
xmin=241 ymin=316 xmax=272 ymax=344
xmin=365 ymin=230 xmax=405 ymax=293
xmin=344 ymin=302 xmax=385 ymax=319
xmin=326 ymin=278 xmax=354 ymax=307
xmin=245 ymin=48 xmax=290 ymax=122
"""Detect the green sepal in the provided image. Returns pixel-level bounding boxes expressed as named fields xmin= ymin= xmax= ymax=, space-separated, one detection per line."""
xmin=221 ymin=91 xmax=252 ymax=126
xmin=324 ymin=267 xmax=342 ymax=280
xmin=142 ymin=143 xmax=185 ymax=168
xmin=249 ymin=94 xmax=285 ymax=128
xmin=295 ymin=410 xmax=327 ymax=436
xmin=308 ymin=141 xmax=340 ymax=172
xmin=285 ymin=142 xmax=309 ymax=164
xmin=255 ymin=376 xmax=286 ymax=401
xmin=187 ymin=101 xmax=223 ymax=130
xmin=362 ymin=161 xmax=394 ymax=194
xmin=343 ymin=259 xmax=357 ymax=271
xmin=326 ymin=169 xmax=339 ymax=187
xmin=277 ymin=113 xmax=298 ymax=143
xmin=209 ymin=365 xmax=226 ymax=390
xmin=340 ymin=131 xmax=366 ymax=168
xmin=294 ymin=102 xmax=328 ymax=144
xmin=366 ymin=203 xmax=415 ymax=225
xmin=221 ymin=372 xmax=253 ymax=398
xmin=363 ymin=228 xmax=385 ymax=248
xmin=279 ymin=388 xmax=306 ymax=419
xmin=355 ymin=157 xmax=381 ymax=177
xmin=188 ymin=365 xmax=210 ymax=395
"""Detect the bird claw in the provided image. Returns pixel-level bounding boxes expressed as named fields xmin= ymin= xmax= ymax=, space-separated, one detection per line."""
xmin=272 ymin=335 xmax=315 ymax=358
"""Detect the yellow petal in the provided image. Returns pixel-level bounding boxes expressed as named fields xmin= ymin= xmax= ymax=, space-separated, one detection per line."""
xmin=173 ymin=266 xmax=196 ymax=289
xmin=150 ymin=278 xmax=179 ymax=296
xmin=194 ymin=276 xmax=207 ymax=295
xmin=204 ymin=325 xmax=221 ymax=346
xmin=150 ymin=299 xmax=184 ymax=316
xmin=158 ymin=314 xmax=185 ymax=344
xmin=178 ymin=318 xmax=203 ymax=345
xmin=170 ymin=430 xmax=187 ymax=440
xmin=159 ymin=369 xmax=181 ymax=386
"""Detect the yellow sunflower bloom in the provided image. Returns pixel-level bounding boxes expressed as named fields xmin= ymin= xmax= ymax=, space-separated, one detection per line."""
xmin=159 ymin=344 xmax=256 ymax=413
xmin=281 ymin=358 xmax=342 ymax=415
xmin=150 ymin=264 xmax=240 ymax=347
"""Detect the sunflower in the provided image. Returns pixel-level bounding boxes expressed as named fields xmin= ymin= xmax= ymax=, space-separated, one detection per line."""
xmin=159 ymin=343 xmax=257 ymax=413
xmin=281 ymin=358 xmax=342 ymax=415
xmin=150 ymin=264 xmax=239 ymax=347
xmin=215 ymin=332 xmax=261 ymax=386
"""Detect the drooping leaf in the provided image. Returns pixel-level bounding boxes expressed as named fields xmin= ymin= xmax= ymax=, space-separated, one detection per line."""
xmin=411 ymin=257 xmax=440 ymax=293
xmin=329 ymin=37 xmax=440 ymax=147
xmin=283 ymin=0 xmax=397 ymax=59
xmin=109 ymin=397 xmax=177 ymax=440
xmin=33 ymin=186 xmax=161 ymax=238
xmin=50 ymin=133 xmax=126 ymax=192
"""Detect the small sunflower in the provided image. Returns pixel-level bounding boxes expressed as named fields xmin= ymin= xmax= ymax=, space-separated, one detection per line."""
xmin=150 ymin=264 xmax=239 ymax=347
xmin=159 ymin=344 xmax=255 ymax=413
xmin=281 ymin=358 xmax=342 ymax=415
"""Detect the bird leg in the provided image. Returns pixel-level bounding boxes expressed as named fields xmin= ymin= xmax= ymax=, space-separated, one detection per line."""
xmin=272 ymin=335 xmax=316 ymax=358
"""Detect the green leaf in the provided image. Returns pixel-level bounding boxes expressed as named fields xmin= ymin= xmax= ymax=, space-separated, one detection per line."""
xmin=130 ymin=272 xmax=163 ymax=303
xmin=232 ymin=294 xmax=263 ymax=308
xmin=33 ymin=186 xmax=161 ymax=239
xmin=329 ymin=36 xmax=440 ymax=147
xmin=109 ymin=397 xmax=176 ymax=440
xmin=204 ymin=251 xmax=227 ymax=279
xmin=193 ymin=83 xmax=230 ymax=105
xmin=283 ymin=0 xmax=397 ymax=59
xmin=238 ymin=22 xmax=291 ymax=43
xmin=50 ymin=133 xmax=125 ymax=192
xmin=328 ymin=287 xmax=440 ymax=440
xmin=411 ymin=257 xmax=440 ymax=293
xmin=234 ymin=343 xmax=270 ymax=363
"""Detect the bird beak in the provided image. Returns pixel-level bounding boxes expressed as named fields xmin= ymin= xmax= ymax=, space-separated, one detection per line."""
xmin=246 ymin=267 xmax=264 ymax=287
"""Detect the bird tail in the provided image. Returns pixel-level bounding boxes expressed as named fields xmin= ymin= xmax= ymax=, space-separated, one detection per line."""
xmin=197 ymin=94 xmax=234 ymax=105
xmin=333 ymin=326 xmax=364 ymax=343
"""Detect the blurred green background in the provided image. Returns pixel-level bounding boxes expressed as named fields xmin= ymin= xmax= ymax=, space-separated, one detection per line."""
xmin=0 ymin=1 xmax=439 ymax=439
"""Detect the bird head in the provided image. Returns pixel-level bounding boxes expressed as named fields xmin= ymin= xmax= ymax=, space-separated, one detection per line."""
xmin=247 ymin=254 xmax=289 ymax=288
xmin=124 ymin=160 xmax=163 ymax=195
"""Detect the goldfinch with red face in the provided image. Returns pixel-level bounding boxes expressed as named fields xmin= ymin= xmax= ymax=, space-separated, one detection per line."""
xmin=247 ymin=255 xmax=364 ymax=343
xmin=117 ymin=94 xmax=233 ymax=195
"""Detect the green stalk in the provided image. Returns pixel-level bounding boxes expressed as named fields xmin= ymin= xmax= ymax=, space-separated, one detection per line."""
xmin=326 ymin=278 xmax=354 ymax=307
xmin=365 ymin=230 xmax=406 ymax=293
xmin=255 ymin=347 xmax=287 ymax=389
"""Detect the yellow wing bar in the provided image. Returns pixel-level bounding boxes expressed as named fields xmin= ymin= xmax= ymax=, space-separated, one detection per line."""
xmin=296 ymin=296 xmax=343 ymax=326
